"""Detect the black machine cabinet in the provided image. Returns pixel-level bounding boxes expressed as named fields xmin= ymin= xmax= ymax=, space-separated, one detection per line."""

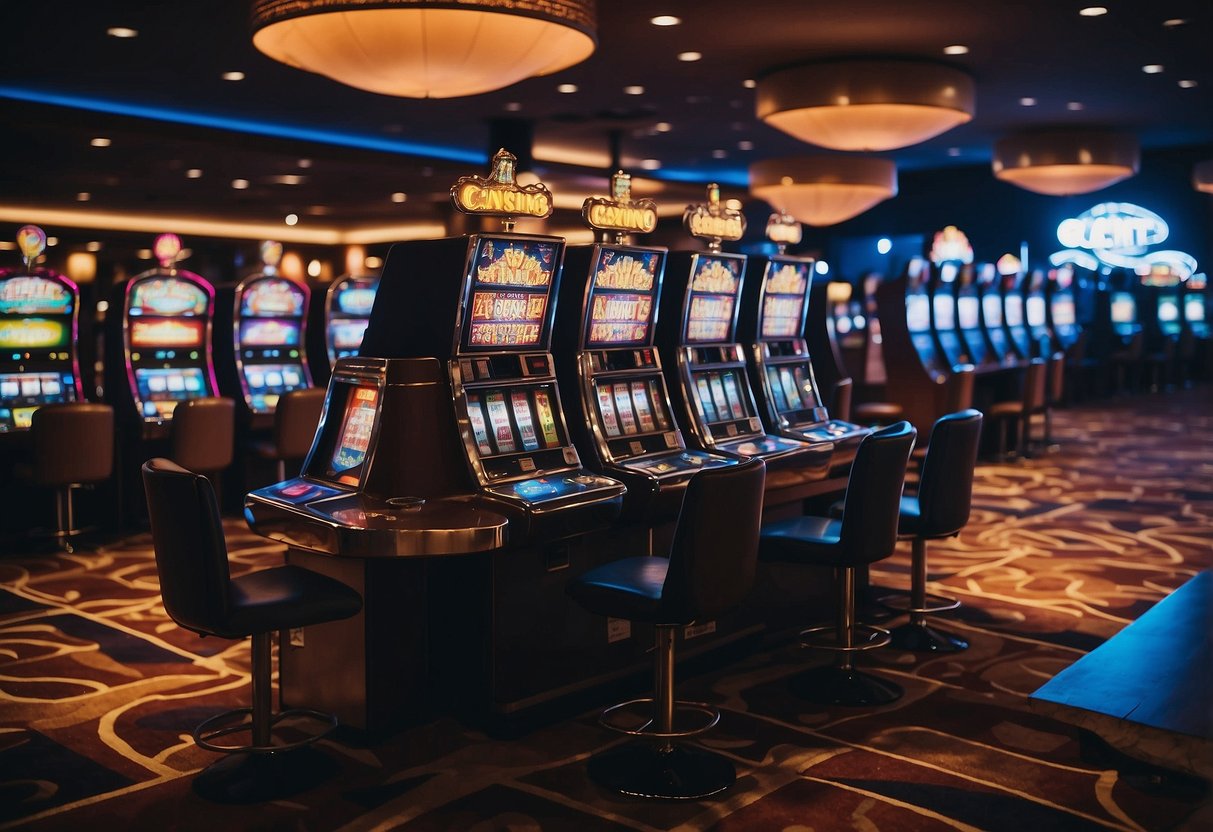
xmin=929 ymin=262 xmax=971 ymax=369
xmin=737 ymin=252 xmax=869 ymax=470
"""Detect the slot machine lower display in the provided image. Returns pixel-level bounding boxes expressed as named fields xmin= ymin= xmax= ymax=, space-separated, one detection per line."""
xmin=0 ymin=371 xmax=75 ymax=431
xmin=760 ymin=360 xmax=857 ymax=444
xmin=687 ymin=363 xmax=807 ymax=459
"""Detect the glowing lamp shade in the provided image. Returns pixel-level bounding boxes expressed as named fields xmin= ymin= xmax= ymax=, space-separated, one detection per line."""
xmin=750 ymin=157 xmax=897 ymax=227
xmin=251 ymin=0 xmax=597 ymax=99
xmin=756 ymin=60 xmax=975 ymax=151
xmin=1195 ymin=160 xmax=1213 ymax=194
xmin=992 ymin=131 xmax=1139 ymax=196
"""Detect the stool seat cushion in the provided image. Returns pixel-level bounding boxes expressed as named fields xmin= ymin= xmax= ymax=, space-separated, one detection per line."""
xmin=216 ymin=565 xmax=363 ymax=640
xmin=566 ymin=556 xmax=671 ymax=624
xmin=987 ymin=400 xmax=1024 ymax=417
xmin=759 ymin=516 xmax=843 ymax=565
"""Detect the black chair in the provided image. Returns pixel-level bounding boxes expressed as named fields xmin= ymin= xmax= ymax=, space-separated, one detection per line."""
xmin=880 ymin=409 xmax=983 ymax=653
xmin=30 ymin=403 xmax=114 ymax=552
xmin=987 ymin=358 xmax=1046 ymax=460
xmin=566 ymin=458 xmax=766 ymax=800
xmin=252 ymin=387 xmax=325 ymax=481
xmin=141 ymin=458 xmax=362 ymax=803
xmin=760 ymin=421 xmax=916 ymax=706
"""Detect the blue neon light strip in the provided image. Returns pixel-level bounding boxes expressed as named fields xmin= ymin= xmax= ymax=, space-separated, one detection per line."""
xmin=652 ymin=167 xmax=749 ymax=187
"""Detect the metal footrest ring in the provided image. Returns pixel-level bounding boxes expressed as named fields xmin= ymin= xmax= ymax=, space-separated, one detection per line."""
xmin=598 ymin=697 xmax=720 ymax=740
xmin=799 ymin=622 xmax=892 ymax=653
xmin=878 ymin=589 xmax=961 ymax=615
xmin=193 ymin=706 xmax=338 ymax=754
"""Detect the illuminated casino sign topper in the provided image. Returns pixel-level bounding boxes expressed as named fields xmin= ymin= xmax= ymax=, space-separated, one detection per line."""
xmin=929 ymin=225 xmax=973 ymax=266
xmin=683 ymin=183 xmax=746 ymax=251
xmin=1050 ymin=202 xmax=1199 ymax=278
xmin=582 ymin=171 xmax=659 ymax=240
xmin=765 ymin=211 xmax=803 ymax=251
xmin=451 ymin=148 xmax=553 ymax=226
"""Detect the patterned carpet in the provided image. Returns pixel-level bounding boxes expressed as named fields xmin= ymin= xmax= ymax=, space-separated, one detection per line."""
xmin=2 ymin=385 xmax=1211 ymax=831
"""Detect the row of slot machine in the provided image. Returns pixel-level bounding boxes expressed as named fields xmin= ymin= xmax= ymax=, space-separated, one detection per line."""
xmin=0 ymin=230 xmax=381 ymax=439
xmin=243 ymin=155 xmax=868 ymax=730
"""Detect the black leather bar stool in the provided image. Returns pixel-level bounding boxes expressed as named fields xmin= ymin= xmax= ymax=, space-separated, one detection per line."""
xmin=566 ymin=458 xmax=766 ymax=800
xmin=142 ymin=458 xmax=362 ymax=803
xmin=170 ymin=397 xmax=235 ymax=479
xmin=252 ymin=387 xmax=325 ymax=481
xmin=881 ymin=409 xmax=983 ymax=653
xmin=761 ymin=422 xmax=916 ymax=706
xmin=987 ymin=358 xmax=1046 ymax=460
xmin=30 ymin=402 xmax=114 ymax=552
xmin=1042 ymin=351 xmax=1066 ymax=451
xmin=852 ymin=400 xmax=904 ymax=427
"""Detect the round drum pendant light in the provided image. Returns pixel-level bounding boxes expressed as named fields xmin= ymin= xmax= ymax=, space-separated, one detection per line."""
xmin=750 ymin=157 xmax=898 ymax=227
xmin=756 ymin=60 xmax=975 ymax=152
xmin=1194 ymin=160 xmax=1213 ymax=194
xmin=992 ymin=130 xmax=1139 ymax=196
xmin=251 ymin=0 xmax=597 ymax=99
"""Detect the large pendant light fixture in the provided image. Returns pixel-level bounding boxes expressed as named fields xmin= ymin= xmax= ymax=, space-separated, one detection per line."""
xmin=251 ymin=0 xmax=597 ymax=99
xmin=1194 ymin=160 xmax=1213 ymax=194
xmin=750 ymin=157 xmax=897 ymax=227
xmin=992 ymin=130 xmax=1139 ymax=196
xmin=756 ymin=60 xmax=975 ymax=152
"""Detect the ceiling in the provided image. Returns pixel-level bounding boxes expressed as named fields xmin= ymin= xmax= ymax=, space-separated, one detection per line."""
xmin=0 ymin=0 xmax=1210 ymax=249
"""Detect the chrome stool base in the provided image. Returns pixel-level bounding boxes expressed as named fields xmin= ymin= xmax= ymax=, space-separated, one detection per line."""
xmin=192 ymin=744 xmax=339 ymax=804
xmin=789 ymin=664 xmax=903 ymax=707
xmin=193 ymin=706 xmax=338 ymax=754
xmin=888 ymin=620 xmax=969 ymax=653
xmin=587 ymin=741 xmax=735 ymax=800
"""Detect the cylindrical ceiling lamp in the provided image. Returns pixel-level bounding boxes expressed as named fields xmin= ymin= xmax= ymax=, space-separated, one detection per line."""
xmin=750 ymin=157 xmax=898 ymax=227
xmin=1195 ymin=160 xmax=1213 ymax=194
xmin=756 ymin=60 xmax=975 ymax=152
xmin=251 ymin=0 xmax=597 ymax=99
xmin=992 ymin=130 xmax=1139 ymax=196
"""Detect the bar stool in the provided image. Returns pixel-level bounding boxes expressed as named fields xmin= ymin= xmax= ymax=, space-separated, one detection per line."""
xmin=1042 ymin=351 xmax=1066 ymax=451
xmin=30 ymin=403 xmax=114 ymax=552
xmin=760 ymin=421 xmax=916 ymax=706
xmin=566 ymin=458 xmax=766 ymax=800
xmin=852 ymin=400 xmax=904 ymax=427
xmin=1110 ymin=332 xmax=1144 ymax=395
xmin=880 ymin=409 xmax=983 ymax=653
xmin=252 ymin=387 xmax=325 ymax=481
xmin=830 ymin=377 xmax=853 ymax=422
xmin=987 ymin=358 xmax=1046 ymax=460
xmin=170 ymin=397 xmax=235 ymax=478
xmin=141 ymin=458 xmax=363 ymax=803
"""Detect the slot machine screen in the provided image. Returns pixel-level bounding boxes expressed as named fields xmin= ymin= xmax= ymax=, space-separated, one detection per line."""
xmin=759 ymin=261 xmax=809 ymax=339
xmin=906 ymin=293 xmax=930 ymax=332
xmin=239 ymin=318 xmax=302 ymax=347
xmin=684 ymin=254 xmax=742 ymax=343
xmin=464 ymin=384 xmax=565 ymax=455
xmin=832 ymin=303 xmax=852 ymax=334
xmin=691 ymin=370 xmax=751 ymax=424
xmin=593 ymin=378 xmax=671 ymax=438
xmin=1004 ymin=294 xmax=1024 ymax=326
xmin=1052 ymin=297 xmax=1076 ymax=326
xmin=242 ymin=363 xmax=306 ymax=413
xmin=982 ymin=292 xmax=1003 ymax=326
xmin=957 ymin=296 xmax=979 ymax=329
xmin=0 ymin=276 xmax=73 ymax=315
xmin=335 ymin=284 xmax=377 ymax=316
xmin=1157 ymin=295 xmax=1180 ymax=323
xmin=1110 ymin=292 xmax=1136 ymax=324
xmin=330 ymin=320 xmax=370 ymax=351
xmin=461 ymin=238 xmax=558 ymax=352
xmin=133 ymin=367 xmax=207 ymax=419
xmin=129 ymin=278 xmax=208 ymax=316
xmin=0 ymin=318 xmax=68 ymax=349
xmin=1186 ymin=295 xmax=1205 ymax=323
xmin=0 ymin=371 xmax=75 ymax=431
xmin=932 ymin=293 xmax=955 ymax=330
xmin=1026 ymin=296 xmax=1047 ymax=327
xmin=323 ymin=384 xmax=379 ymax=486
xmin=129 ymin=318 xmax=206 ymax=348
xmin=584 ymin=246 xmax=661 ymax=346
xmin=241 ymin=278 xmax=305 ymax=317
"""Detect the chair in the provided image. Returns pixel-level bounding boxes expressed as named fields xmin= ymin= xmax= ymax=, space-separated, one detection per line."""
xmin=171 ymin=397 xmax=235 ymax=479
xmin=1042 ymin=351 xmax=1066 ymax=451
xmin=987 ymin=358 xmax=1046 ymax=460
xmin=141 ymin=458 xmax=362 ymax=803
xmin=566 ymin=458 xmax=766 ymax=800
xmin=252 ymin=387 xmax=325 ymax=481
xmin=880 ymin=409 xmax=983 ymax=653
xmin=30 ymin=403 xmax=114 ymax=552
xmin=830 ymin=377 xmax=853 ymax=422
xmin=760 ymin=421 xmax=916 ymax=706
xmin=852 ymin=400 xmax=904 ymax=427
xmin=1110 ymin=331 xmax=1144 ymax=395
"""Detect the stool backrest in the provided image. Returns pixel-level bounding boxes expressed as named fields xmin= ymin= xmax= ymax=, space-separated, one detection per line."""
xmin=142 ymin=458 xmax=231 ymax=636
xmin=31 ymin=402 xmax=114 ymax=486
xmin=1046 ymin=352 xmax=1065 ymax=403
xmin=839 ymin=421 xmax=916 ymax=564
xmin=916 ymin=409 xmax=983 ymax=538
xmin=1022 ymin=358 xmax=1047 ymax=412
xmin=662 ymin=458 xmax=766 ymax=623
xmin=831 ymin=377 xmax=853 ymax=422
xmin=170 ymin=397 xmax=235 ymax=474
xmin=944 ymin=365 xmax=976 ymax=413
xmin=274 ymin=387 xmax=326 ymax=460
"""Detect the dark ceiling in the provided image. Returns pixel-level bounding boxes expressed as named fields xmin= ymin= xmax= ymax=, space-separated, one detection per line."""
xmin=1 ymin=0 xmax=1210 ymax=241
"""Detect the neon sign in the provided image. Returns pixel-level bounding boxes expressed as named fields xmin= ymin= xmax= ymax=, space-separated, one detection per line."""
xmin=1050 ymin=202 xmax=1198 ymax=278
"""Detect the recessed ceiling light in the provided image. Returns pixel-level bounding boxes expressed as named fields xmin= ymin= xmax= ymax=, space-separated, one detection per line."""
xmin=76 ymin=192 xmax=90 ymax=201
xmin=306 ymin=205 xmax=331 ymax=215
xmin=557 ymin=83 xmax=578 ymax=93
xmin=1067 ymin=101 xmax=1084 ymax=110
xmin=624 ymin=85 xmax=645 ymax=95
xmin=86 ymin=242 xmax=102 ymax=252
xmin=186 ymin=168 xmax=203 ymax=178
xmin=947 ymin=147 xmax=962 ymax=157
xmin=677 ymin=51 xmax=702 ymax=62
xmin=711 ymin=149 xmax=727 ymax=159
xmin=1142 ymin=64 xmax=1165 ymax=74
xmin=222 ymin=71 xmax=245 ymax=81
xmin=232 ymin=178 xmax=250 ymax=189
xmin=1019 ymin=97 xmax=1037 ymax=106
xmin=106 ymin=26 xmax=138 ymax=38
xmin=650 ymin=15 xmax=681 ymax=26
xmin=504 ymin=101 xmax=522 ymax=112
xmin=640 ymin=159 xmax=661 ymax=170
xmin=46 ymin=237 xmax=59 ymax=247
xmin=307 ymin=259 xmax=322 ymax=278
xmin=136 ymin=248 xmax=153 ymax=259
xmin=943 ymin=45 xmax=969 ymax=55
xmin=272 ymin=174 xmax=305 ymax=185
xmin=365 ymin=256 xmax=384 ymax=270
xmin=738 ymin=140 xmax=754 ymax=151
xmin=297 ymin=158 xmax=312 ymax=168
xmin=1078 ymin=6 xmax=1107 ymax=16
xmin=1162 ymin=18 xmax=1186 ymax=27
xmin=391 ymin=192 xmax=408 ymax=203
xmin=284 ymin=213 xmax=299 ymax=226
xmin=743 ymin=79 xmax=756 ymax=89
xmin=90 ymin=137 xmax=111 ymax=147
xmin=1179 ymin=79 xmax=1198 ymax=88
xmin=655 ymin=122 xmax=672 ymax=132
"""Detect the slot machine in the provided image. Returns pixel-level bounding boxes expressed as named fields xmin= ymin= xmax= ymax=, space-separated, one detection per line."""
xmin=738 ymin=212 xmax=868 ymax=471
xmin=216 ymin=241 xmax=312 ymax=429
xmin=308 ymin=271 xmax=379 ymax=385
xmin=828 ymin=279 xmax=866 ymax=376
xmin=0 ymin=226 xmax=83 ymax=434
xmin=1183 ymin=272 xmax=1208 ymax=340
xmin=1047 ymin=265 xmax=1081 ymax=350
xmin=978 ymin=261 xmax=1015 ymax=365
xmin=106 ymin=234 xmax=218 ymax=438
xmin=1141 ymin=265 xmax=1183 ymax=345
xmin=557 ymin=172 xmax=739 ymax=522
xmin=902 ymin=257 xmax=950 ymax=381
xmin=1024 ymin=269 xmax=1054 ymax=356
xmin=658 ymin=186 xmax=829 ymax=491
xmin=927 ymin=225 xmax=973 ymax=369
xmin=1108 ymin=280 xmax=1141 ymax=343
xmin=998 ymin=256 xmax=1032 ymax=360
xmin=955 ymin=264 xmax=990 ymax=367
